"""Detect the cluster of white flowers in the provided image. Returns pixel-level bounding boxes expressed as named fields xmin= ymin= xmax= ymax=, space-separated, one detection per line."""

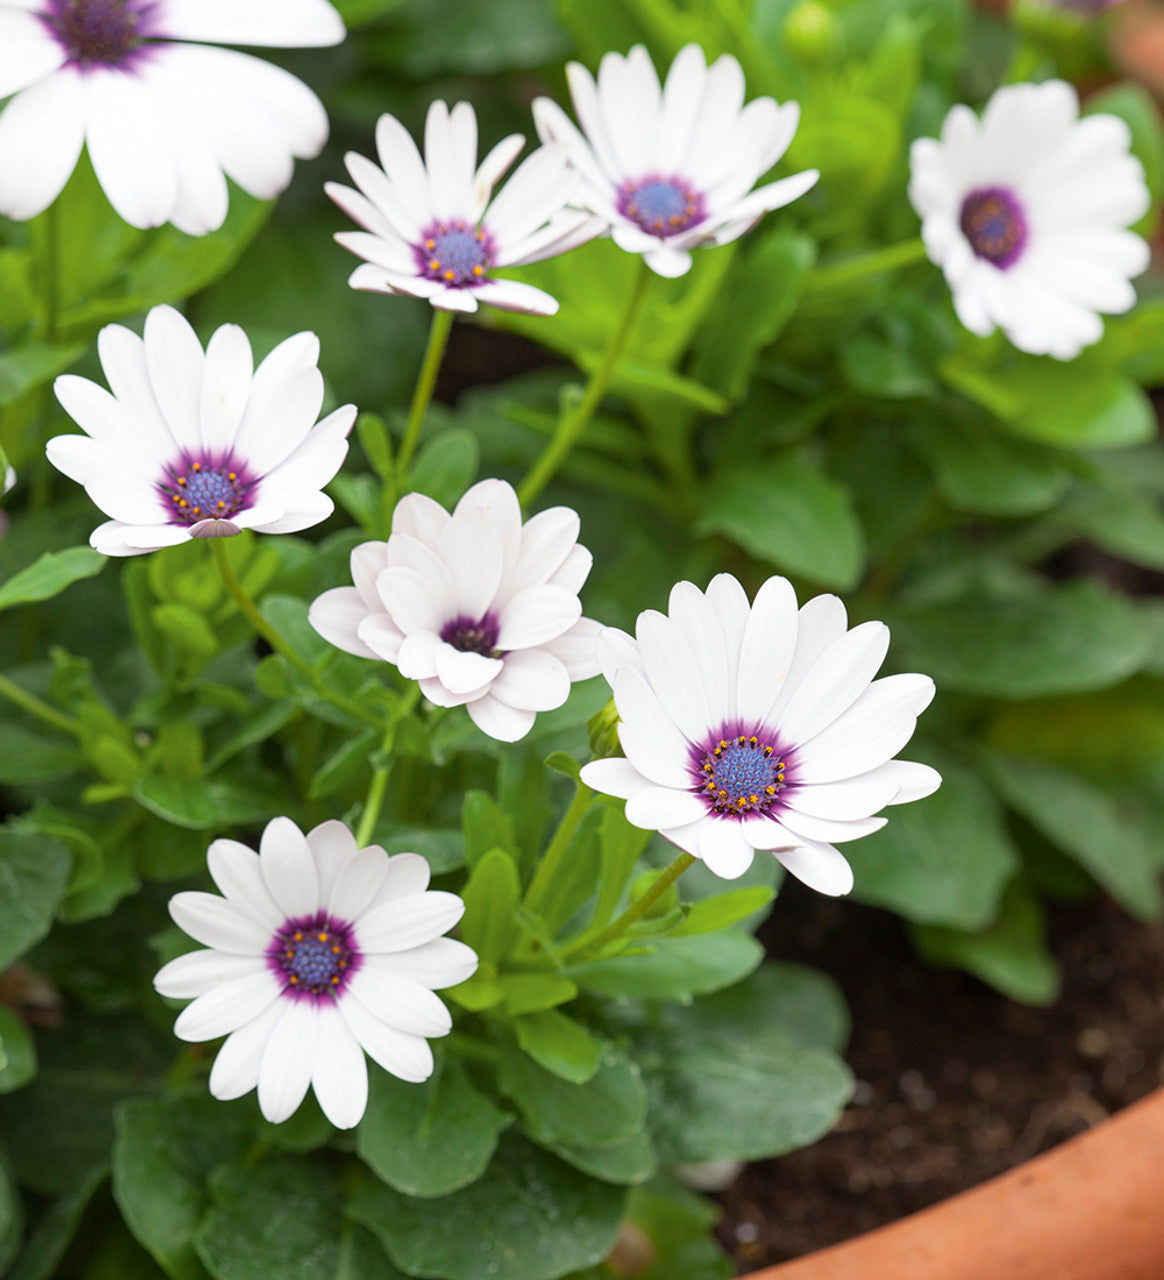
xmin=25 ymin=26 xmax=1156 ymax=1131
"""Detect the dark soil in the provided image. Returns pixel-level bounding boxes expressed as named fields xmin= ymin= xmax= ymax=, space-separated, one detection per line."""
xmin=717 ymin=886 xmax=1164 ymax=1272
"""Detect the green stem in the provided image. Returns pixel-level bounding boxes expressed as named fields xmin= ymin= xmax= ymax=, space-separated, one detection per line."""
xmin=0 ymin=670 xmax=80 ymax=737
xmin=524 ymin=782 xmax=594 ymax=914
xmin=569 ymin=851 xmax=695 ymax=957
xmin=354 ymin=719 xmax=400 ymax=848
xmin=209 ymin=540 xmax=379 ymax=727
xmin=396 ymin=307 xmax=455 ymax=484
xmin=804 ymin=238 xmax=929 ymax=294
xmin=517 ymin=259 xmax=652 ymax=508
xmin=43 ymin=198 xmax=61 ymax=345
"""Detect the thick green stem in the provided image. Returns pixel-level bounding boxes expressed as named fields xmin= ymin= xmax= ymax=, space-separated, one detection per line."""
xmin=524 ymin=783 xmax=595 ymax=914
xmin=210 ymin=540 xmax=379 ymax=727
xmin=570 ymin=851 xmax=695 ymax=957
xmin=397 ymin=308 xmax=455 ymax=482
xmin=0 ymin=670 xmax=80 ymax=737
xmin=804 ymin=237 xmax=929 ymax=294
xmin=518 ymin=260 xmax=652 ymax=508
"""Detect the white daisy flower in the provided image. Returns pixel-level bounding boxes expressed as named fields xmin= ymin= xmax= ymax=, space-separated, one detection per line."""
xmin=327 ymin=99 xmax=604 ymax=316
xmin=46 ymin=304 xmax=355 ymax=556
xmin=154 ymin=816 xmax=477 ymax=1130
xmin=579 ymin=575 xmax=940 ymax=893
xmin=309 ymin=479 xmax=601 ymax=743
xmin=908 ymin=80 xmax=1151 ymax=359
xmin=0 ymin=0 xmax=344 ymax=234
xmin=531 ymin=43 xmax=819 ymax=279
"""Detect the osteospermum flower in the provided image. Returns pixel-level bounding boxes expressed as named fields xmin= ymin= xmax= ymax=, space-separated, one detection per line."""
xmin=908 ymin=80 xmax=1150 ymax=359
xmin=309 ymin=479 xmax=601 ymax=742
xmin=579 ymin=575 xmax=940 ymax=893
xmin=154 ymin=817 xmax=477 ymax=1129
xmin=0 ymin=0 xmax=344 ymax=233
xmin=47 ymin=304 xmax=355 ymax=555
xmin=327 ymin=99 xmax=603 ymax=316
xmin=532 ymin=44 xmax=818 ymax=278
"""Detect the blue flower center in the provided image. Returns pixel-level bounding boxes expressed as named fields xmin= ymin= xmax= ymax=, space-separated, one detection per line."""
xmin=959 ymin=186 xmax=1028 ymax=269
xmin=699 ymin=735 xmax=786 ymax=816
xmin=619 ymin=177 xmax=702 ymax=238
xmin=276 ymin=922 xmax=354 ymax=997
xmin=160 ymin=459 xmax=250 ymax=526
xmin=44 ymin=0 xmax=142 ymax=66
xmin=418 ymin=221 xmax=492 ymax=287
xmin=440 ymin=613 xmax=500 ymax=656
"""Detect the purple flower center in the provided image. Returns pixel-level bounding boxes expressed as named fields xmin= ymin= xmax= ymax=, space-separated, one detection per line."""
xmin=440 ymin=612 xmax=500 ymax=657
xmin=268 ymin=913 xmax=359 ymax=1000
xmin=959 ymin=186 xmax=1028 ymax=269
xmin=618 ymin=176 xmax=704 ymax=238
xmin=694 ymin=732 xmax=788 ymax=817
xmin=158 ymin=454 xmax=254 ymax=527
xmin=43 ymin=0 xmax=149 ymax=67
xmin=416 ymin=220 xmax=494 ymax=288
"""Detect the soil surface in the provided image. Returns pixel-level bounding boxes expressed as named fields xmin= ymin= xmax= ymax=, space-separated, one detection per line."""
xmin=717 ymin=886 xmax=1164 ymax=1272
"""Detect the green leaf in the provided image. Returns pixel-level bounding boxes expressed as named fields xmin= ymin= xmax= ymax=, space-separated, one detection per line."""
xmin=0 ymin=826 xmax=71 ymax=971
xmin=458 ymin=848 xmax=522 ymax=962
xmin=670 ymin=886 xmax=776 ymax=937
xmin=0 ymin=1150 xmax=20 ymax=1278
xmin=983 ymin=751 xmax=1164 ymax=920
xmin=621 ymin=1182 xmax=734 ymax=1280
xmin=499 ymin=972 xmax=578 ymax=1015
xmin=566 ymin=930 xmax=763 ymax=1002
xmin=512 ymin=1010 xmax=603 ymax=1084
xmin=6 ymin=1164 xmax=107 ymax=1280
xmin=1049 ymin=484 xmax=1164 ymax=571
xmin=539 ymin=1127 xmax=658 ymax=1187
xmin=498 ymin=1042 xmax=647 ymax=1149
xmin=697 ymin=453 xmax=865 ymax=590
xmin=691 ymin=231 xmax=816 ymax=400
xmin=589 ymin=808 xmax=651 ymax=936
xmin=942 ymin=355 xmax=1154 ymax=449
xmin=893 ymin=578 xmax=1150 ymax=698
xmin=0 ymin=724 xmax=80 ymax=785
xmin=0 ymin=343 xmax=86 ymax=407
xmin=913 ymin=880 xmax=1060 ymax=1005
xmin=408 ymin=428 xmax=479 ymax=508
xmin=625 ymin=983 xmax=852 ymax=1164
xmin=461 ymin=790 xmax=517 ymax=869
xmin=0 ymin=1006 xmax=36 ymax=1094
xmin=357 ymin=1058 xmax=510 ymax=1198
xmin=911 ymin=417 xmax=1071 ymax=516
xmin=113 ymin=1095 xmax=253 ymax=1280
xmin=0 ymin=546 xmax=105 ymax=611
xmin=348 ymin=1133 xmax=626 ymax=1280
xmin=307 ymin=728 xmax=376 ymax=800
xmin=356 ymin=412 xmax=393 ymax=480
xmin=847 ymin=755 xmax=1020 ymax=929
xmin=197 ymin=1157 xmax=404 ymax=1280
xmin=531 ymin=807 xmax=603 ymax=936
xmin=375 ymin=825 xmax=465 ymax=874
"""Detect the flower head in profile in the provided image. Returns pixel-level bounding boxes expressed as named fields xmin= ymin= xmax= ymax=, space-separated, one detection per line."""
xmin=532 ymin=44 xmax=818 ymax=278
xmin=154 ymin=816 xmax=477 ymax=1129
xmin=327 ymin=100 xmax=603 ymax=316
xmin=0 ymin=0 xmax=344 ymax=233
xmin=909 ymin=80 xmax=1150 ymax=359
xmin=47 ymin=304 xmax=355 ymax=556
xmin=580 ymin=575 xmax=939 ymax=893
xmin=310 ymin=479 xmax=601 ymax=742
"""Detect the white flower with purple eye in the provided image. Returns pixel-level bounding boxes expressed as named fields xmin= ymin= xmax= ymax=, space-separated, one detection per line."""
xmin=0 ymin=0 xmax=343 ymax=233
xmin=532 ymin=43 xmax=819 ymax=279
xmin=326 ymin=99 xmax=604 ymax=316
xmin=153 ymin=817 xmax=477 ymax=1129
xmin=309 ymin=479 xmax=601 ymax=743
xmin=46 ymin=304 xmax=355 ymax=556
xmin=579 ymin=575 xmax=940 ymax=893
xmin=908 ymin=80 xmax=1151 ymax=360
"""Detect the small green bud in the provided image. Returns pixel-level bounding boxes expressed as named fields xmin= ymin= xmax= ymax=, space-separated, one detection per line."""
xmin=784 ymin=0 xmax=837 ymax=64
xmin=587 ymin=696 xmax=621 ymax=759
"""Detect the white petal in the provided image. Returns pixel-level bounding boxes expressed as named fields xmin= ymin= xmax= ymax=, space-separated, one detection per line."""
xmin=369 ymin=938 xmax=478 ymax=989
xmin=155 ymin=0 xmax=346 ymax=47
xmin=312 ymin=1002 xmax=368 ymax=1129
xmin=764 ymin=594 xmax=848 ymax=726
xmin=625 ymin=786 xmax=708 ymax=830
xmin=306 ymin=819 xmax=361 ymax=905
xmin=207 ymin=838 xmax=281 ymax=926
xmin=356 ymin=891 xmax=465 ymax=953
xmin=496 ymin=584 xmax=581 ymax=650
xmin=775 ymin=841 xmax=854 ymax=896
xmin=879 ymin=760 xmax=942 ymax=804
xmin=174 ymin=971 xmax=282 ymax=1042
xmin=84 ymin=68 xmax=177 ymax=229
xmin=339 ymin=992 xmax=433 ymax=1083
xmin=94 ymin=326 xmax=177 ymax=454
xmin=472 ymin=278 xmax=560 ymax=316
xmin=775 ymin=621 xmax=890 ymax=747
xmin=0 ymin=71 xmax=85 ymax=221
xmin=378 ymin=565 xmax=451 ymax=636
xmin=667 ymin=580 xmax=731 ymax=729
xmin=735 ymin=576 xmax=799 ymax=725
xmin=328 ymin=845 xmax=389 ymax=924
xmin=368 ymin=852 xmax=432 ymax=906
xmin=169 ymin=891 xmax=268 ymax=954
xmin=580 ymin=756 xmax=649 ymax=800
xmin=784 ymin=772 xmax=902 ymax=821
xmin=209 ymin=999 xmax=283 ymax=1101
xmin=613 ymin=666 xmax=693 ymax=789
xmin=596 ymin=626 xmax=642 ymax=685
xmin=697 ymin=821 xmax=755 ymax=879
xmin=776 ymin=810 xmax=887 ymax=844
xmin=309 ymin=588 xmax=380 ymax=660
xmin=433 ymin=645 xmax=501 ymax=696
xmin=0 ymin=12 xmax=65 ymax=99
xmin=260 ymin=817 xmax=319 ymax=920
xmin=540 ymin=616 xmax=602 ymax=681
xmin=199 ymin=324 xmax=253 ymax=454
xmin=348 ymin=965 xmax=452 ymax=1036
xmin=465 ymin=695 xmax=537 ymax=742
xmin=489 ymin=649 xmax=570 ymax=711
xmin=144 ymin=306 xmax=204 ymax=448
xmin=257 ymin=1000 xmax=318 ymax=1123
xmin=154 ymin=950 xmax=265 ymax=999
xmin=636 ymin=608 xmax=712 ymax=742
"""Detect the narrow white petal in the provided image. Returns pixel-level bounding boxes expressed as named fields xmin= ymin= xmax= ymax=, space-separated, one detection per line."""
xmin=207 ymin=838 xmax=282 ymax=926
xmin=347 ymin=965 xmax=453 ymax=1037
xmin=309 ymin=588 xmax=381 ymax=660
xmin=439 ymin=508 xmax=503 ymax=618
xmin=636 ymin=609 xmax=711 ymax=742
xmin=434 ymin=645 xmax=502 ymax=696
xmin=596 ymin=626 xmax=642 ymax=685
xmin=613 ymin=666 xmax=693 ymax=789
xmin=154 ymin=950 xmax=265 ymax=999
xmin=199 ymin=324 xmax=253 ymax=455
xmin=366 ymin=852 xmax=431 ymax=906
xmin=784 ymin=772 xmax=902 ymax=821
xmin=94 ymin=326 xmax=177 ymax=455
xmin=580 ymin=756 xmax=649 ymax=800
xmin=369 ymin=938 xmax=478 ymax=989
xmin=775 ymin=621 xmax=890 ymax=747
xmin=169 ymin=891 xmax=268 ymax=954
xmin=356 ymin=891 xmax=464 ymax=954
xmin=174 ymin=971 xmax=282 ymax=1042
xmin=879 ymin=760 xmax=942 ymax=804
xmin=260 ymin=817 xmax=319 ymax=920
xmin=209 ymin=999 xmax=283 ymax=1101
xmin=667 ymin=580 xmax=731 ymax=729
xmin=144 ymin=306 xmax=204 ymax=448
xmin=489 ymin=649 xmax=570 ymax=711
xmin=496 ymin=584 xmax=581 ymax=650
xmin=625 ymin=786 xmax=708 ymax=830
xmin=306 ymin=820 xmax=361 ymax=905
xmin=312 ymin=1002 xmax=368 ymax=1129
xmin=154 ymin=0 xmax=346 ymax=47
xmin=777 ymin=810 xmax=887 ymax=844
xmin=377 ymin=566 xmax=451 ymax=636
xmin=339 ymin=993 xmax=433 ymax=1083
xmin=775 ymin=841 xmax=854 ymax=896
xmin=735 ymin=576 xmax=799 ymax=724
xmin=465 ymin=695 xmax=537 ymax=742
xmin=697 ymin=821 xmax=755 ymax=879
xmin=257 ymin=1000 xmax=318 ymax=1123
xmin=472 ymin=279 xmax=560 ymax=316
xmin=328 ymin=845 xmax=390 ymax=925
xmin=540 ymin=617 xmax=601 ymax=681
xmin=764 ymin=594 xmax=848 ymax=726
xmin=0 ymin=72 xmax=85 ymax=221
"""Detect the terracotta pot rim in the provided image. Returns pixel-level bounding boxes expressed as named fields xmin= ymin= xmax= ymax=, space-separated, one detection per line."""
xmin=738 ymin=1084 xmax=1164 ymax=1280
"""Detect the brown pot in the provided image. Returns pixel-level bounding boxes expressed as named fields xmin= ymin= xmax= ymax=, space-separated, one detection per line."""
xmin=740 ymin=1086 xmax=1164 ymax=1280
